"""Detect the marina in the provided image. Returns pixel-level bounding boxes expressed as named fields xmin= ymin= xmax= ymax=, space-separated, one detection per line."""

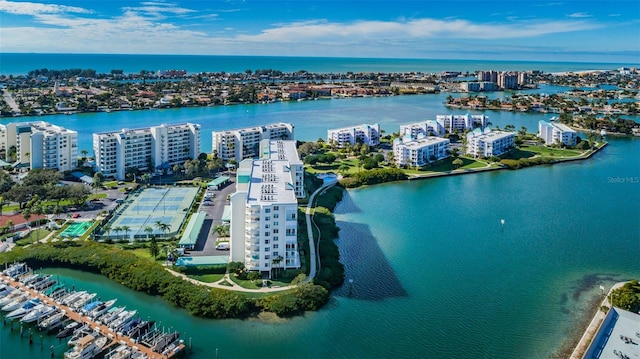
xmin=0 ymin=263 xmax=185 ymax=359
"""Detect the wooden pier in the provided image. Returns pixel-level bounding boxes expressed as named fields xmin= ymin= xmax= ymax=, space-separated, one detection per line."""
xmin=1 ymin=271 xmax=185 ymax=359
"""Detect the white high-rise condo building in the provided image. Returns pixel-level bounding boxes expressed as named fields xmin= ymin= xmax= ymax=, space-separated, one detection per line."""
xmin=466 ymin=129 xmax=515 ymax=158
xmin=399 ymin=120 xmax=445 ymax=137
xmin=93 ymin=123 xmax=200 ymax=180
xmin=436 ymin=114 xmax=488 ymax=134
xmin=229 ymin=140 xmax=304 ymax=276
xmin=393 ymin=135 xmax=450 ymax=167
xmin=212 ymin=123 xmax=294 ymax=161
xmin=327 ymin=124 xmax=380 ymax=148
xmin=0 ymin=121 xmax=78 ymax=172
xmin=538 ymin=119 xmax=577 ymax=147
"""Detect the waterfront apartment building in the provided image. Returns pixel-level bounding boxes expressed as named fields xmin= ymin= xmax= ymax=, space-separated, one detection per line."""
xmin=0 ymin=121 xmax=78 ymax=172
xmin=466 ymin=129 xmax=515 ymax=158
xmin=93 ymin=123 xmax=200 ymax=180
xmin=400 ymin=120 xmax=445 ymax=137
xmin=538 ymin=120 xmax=577 ymax=147
xmin=229 ymin=140 xmax=303 ymax=276
xmin=435 ymin=114 xmax=489 ymax=134
xmin=393 ymin=135 xmax=450 ymax=167
xmin=212 ymin=123 xmax=294 ymax=161
xmin=327 ymin=124 xmax=380 ymax=148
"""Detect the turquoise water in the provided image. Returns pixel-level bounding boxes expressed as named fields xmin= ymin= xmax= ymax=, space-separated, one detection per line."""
xmin=1 ymin=53 xmax=634 ymax=75
xmin=1 ymin=89 xmax=639 ymax=359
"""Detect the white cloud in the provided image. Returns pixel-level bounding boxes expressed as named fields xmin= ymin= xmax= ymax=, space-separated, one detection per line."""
xmin=568 ymin=12 xmax=592 ymax=18
xmin=0 ymin=0 xmax=92 ymax=15
xmin=0 ymin=0 xmax=618 ymax=59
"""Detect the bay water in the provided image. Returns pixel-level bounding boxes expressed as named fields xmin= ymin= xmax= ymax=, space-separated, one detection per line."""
xmin=1 ymin=82 xmax=639 ymax=358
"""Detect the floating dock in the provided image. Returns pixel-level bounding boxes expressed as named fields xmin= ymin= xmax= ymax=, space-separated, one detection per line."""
xmin=1 ymin=267 xmax=185 ymax=359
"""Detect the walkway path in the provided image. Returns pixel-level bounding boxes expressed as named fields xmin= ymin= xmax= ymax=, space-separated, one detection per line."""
xmin=570 ymin=281 xmax=626 ymax=359
xmin=164 ymin=179 xmax=338 ymax=292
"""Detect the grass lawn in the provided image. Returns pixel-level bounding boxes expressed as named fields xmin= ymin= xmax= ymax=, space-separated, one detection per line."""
xmin=15 ymin=228 xmax=51 ymax=246
xmin=3 ymin=193 xmax=108 ymax=213
xmin=228 ymin=275 xmax=263 ymax=289
xmin=188 ymin=274 xmax=224 ymax=283
xmin=511 ymin=145 xmax=583 ymax=158
xmin=403 ymin=156 xmax=488 ymax=175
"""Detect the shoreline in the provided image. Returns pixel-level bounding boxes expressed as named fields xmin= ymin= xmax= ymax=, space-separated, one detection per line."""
xmin=569 ymin=282 xmax=627 ymax=359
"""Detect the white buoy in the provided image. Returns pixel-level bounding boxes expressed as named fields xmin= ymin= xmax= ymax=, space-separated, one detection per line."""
xmin=500 ymin=219 xmax=505 ymax=226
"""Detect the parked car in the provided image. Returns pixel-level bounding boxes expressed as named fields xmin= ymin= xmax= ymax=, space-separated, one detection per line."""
xmin=216 ymin=243 xmax=230 ymax=250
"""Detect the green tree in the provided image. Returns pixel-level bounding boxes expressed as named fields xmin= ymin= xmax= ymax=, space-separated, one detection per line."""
xmin=150 ymin=235 xmax=159 ymax=259
xmin=452 ymin=158 xmax=464 ymax=169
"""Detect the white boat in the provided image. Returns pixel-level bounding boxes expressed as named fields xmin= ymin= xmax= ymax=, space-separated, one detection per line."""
xmin=88 ymin=299 xmax=116 ymax=319
xmin=64 ymin=334 xmax=108 ymax=359
xmin=0 ymin=285 xmax=15 ymax=298
xmin=21 ymin=305 xmax=56 ymax=323
xmin=109 ymin=310 xmax=137 ymax=330
xmin=6 ymin=299 xmax=42 ymax=319
xmin=0 ymin=290 xmax=25 ymax=306
xmin=38 ymin=310 xmax=66 ymax=329
xmin=104 ymin=344 xmax=132 ymax=359
xmin=59 ymin=291 xmax=85 ymax=306
xmin=1 ymin=294 xmax=30 ymax=311
xmin=71 ymin=293 xmax=97 ymax=310
xmin=98 ymin=306 xmax=125 ymax=325
xmin=19 ymin=273 xmax=39 ymax=285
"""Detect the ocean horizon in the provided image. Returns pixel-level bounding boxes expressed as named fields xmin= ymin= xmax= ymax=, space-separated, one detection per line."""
xmin=1 ymin=53 xmax=636 ymax=76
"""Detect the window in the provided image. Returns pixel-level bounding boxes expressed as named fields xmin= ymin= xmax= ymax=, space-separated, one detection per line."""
xmin=273 ymin=206 xmax=279 ymax=211
xmin=264 ymin=208 xmax=270 ymax=213
xmin=264 ymin=239 xmax=270 ymax=244
xmin=273 ymin=236 xmax=278 ymax=241
xmin=273 ymin=221 xmax=279 ymax=227
xmin=264 ymin=232 xmax=270 ymax=236
xmin=265 ymin=255 xmax=270 ymax=260
xmin=273 ymin=229 xmax=279 ymax=234
xmin=273 ymin=213 xmax=279 ymax=219
xmin=265 ymin=224 xmax=270 ymax=229
xmin=273 ymin=251 xmax=279 ymax=257
xmin=265 ymin=216 xmax=270 ymax=221
xmin=273 ymin=244 xmax=279 ymax=249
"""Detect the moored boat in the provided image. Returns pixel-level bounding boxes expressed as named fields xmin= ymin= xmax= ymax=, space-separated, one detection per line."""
xmin=38 ymin=310 xmax=67 ymax=330
xmin=21 ymin=305 xmax=56 ymax=323
xmin=0 ymin=290 xmax=25 ymax=306
xmin=64 ymin=334 xmax=109 ymax=359
xmin=6 ymin=299 xmax=42 ymax=319
xmin=1 ymin=294 xmax=30 ymax=311
xmin=56 ymin=321 xmax=82 ymax=339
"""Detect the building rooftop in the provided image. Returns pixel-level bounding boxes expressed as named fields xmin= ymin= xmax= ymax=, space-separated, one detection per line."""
xmin=399 ymin=136 xmax=449 ymax=149
xmin=247 ymin=158 xmax=297 ymax=206
xmin=585 ymin=307 xmax=640 ymax=359
xmin=261 ymin=140 xmax=301 ymax=165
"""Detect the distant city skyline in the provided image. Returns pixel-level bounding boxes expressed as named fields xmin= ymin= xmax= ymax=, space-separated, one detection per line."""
xmin=0 ymin=0 xmax=639 ymax=63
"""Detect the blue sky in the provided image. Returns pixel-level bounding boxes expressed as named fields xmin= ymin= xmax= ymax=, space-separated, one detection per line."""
xmin=0 ymin=0 xmax=638 ymax=62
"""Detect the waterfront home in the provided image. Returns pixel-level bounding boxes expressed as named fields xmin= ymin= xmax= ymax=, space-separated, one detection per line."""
xmin=538 ymin=119 xmax=577 ymax=147
xmin=466 ymin=128 xmax=515 ymax=158
xmin=212 ymin=122 xmax=294 ymax=161
xmin=436 ymin=114 xmax=489 ymax=134
xmin=327 ymin=124 xmax=380 ymax=148
xmin=0 ymin=121 xmax=78 ymax=172
xmin=229 ymin=140 xmax=303 ymax=276
xmin=393 ymin=135 xmax=450 ymax=167
xmin=400 ymin=120 xmax=445 ymax=137
xmin=93 ymin=123 xmax=200 ymax=180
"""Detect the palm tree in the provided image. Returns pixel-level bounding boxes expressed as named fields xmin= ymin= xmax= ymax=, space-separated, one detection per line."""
xmin=164 ymin=243 xmax=178 ymax=262
xmin=22 ymin=208 xmax=32 ymax=243
xmin=149 ymin=235 xmax=159 ymax=259
xmin=102 ymin=224 xmax=112 ymax=239
xmin=272 ymin=255 xmax=284 ymax=279
xmin=155 ymin=220 xmax=170 ymax=239
xmin=144 ymin=225 xmax=154 ymax=240
xmin=112 ymin=226 xmax=122 ymax=240
xmin=81 ymin=150 xmax=88 ymax=159
xmin=121 ymin=225 xmax=131 ymax=242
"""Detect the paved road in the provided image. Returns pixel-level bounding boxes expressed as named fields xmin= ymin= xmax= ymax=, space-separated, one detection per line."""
xmin=305 ymin=180 xmax=338 ymax=282
xmin=189 ymin=175 xmax=237 ymax=256
xmin=1 ymin=89 xmax=20 ymax=114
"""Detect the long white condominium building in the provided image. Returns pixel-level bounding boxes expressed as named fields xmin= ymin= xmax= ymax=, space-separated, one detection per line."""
xmin=436 ymin=114 xmax=489 ymax=134
xmin=93 ymin=123 xmax=200 ymax=180
xmin=393 ymin=134 xmax=450 ymax=167
xmin=212 ymin=123 xmax=294 ymax=161
xmin=538 ymin=119 xmax=577 ymax=146
xmin=327 ymin=123 xmax=380 ymax=148
xmin=0 ymin=121 xmax=78 ymax=172
xmin=399 ymin=120 xmax=445 ymax=137
xmin=229 ymin=140 xmax=303 ymax=275
xmin=466 ymin=128 xmax=515 ymax=158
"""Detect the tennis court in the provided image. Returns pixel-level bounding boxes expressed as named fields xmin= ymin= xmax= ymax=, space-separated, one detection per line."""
xmin=60 ymin=221 xmax=94 ymax=238
xmin=104 ymin=187 xmax=199 ymax=241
